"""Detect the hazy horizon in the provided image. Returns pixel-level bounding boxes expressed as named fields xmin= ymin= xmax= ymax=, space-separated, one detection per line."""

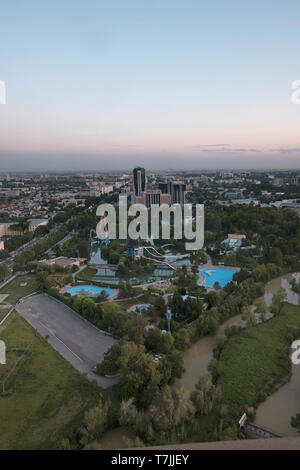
xmin=1 ymin=149 xmax=300 ymax=172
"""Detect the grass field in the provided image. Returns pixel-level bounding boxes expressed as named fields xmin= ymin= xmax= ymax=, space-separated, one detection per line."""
xmin=0 ymin=313 xmax=101 ymax=450
xmin=0 ymin=349 xmax=24 ymax=382
xmin=75 ymin=267 xmax=97 ymax=282
xmin=0 ymin=275 xmax=39 ymax=304
xmin=218 ymin=303 xmax=300 ymax=416
xmin=0 ymin=308 xmax=10 ymax=322
xmin=116 ymin=293 xmax=156 ymax=310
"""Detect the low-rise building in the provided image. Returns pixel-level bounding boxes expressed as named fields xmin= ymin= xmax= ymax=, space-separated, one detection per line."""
xmin=40 ymin=256 xmax=86 ymax=268
xmin=221 ymin=233 xmax=246 ymax=252
xmin=28 ymin=218 xmax=49 ymax=232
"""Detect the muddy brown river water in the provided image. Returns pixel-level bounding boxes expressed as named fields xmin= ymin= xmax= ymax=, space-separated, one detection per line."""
xmin=175 ymin=272 xmax=300 ymax=436
xmin=254 ymin=273 xmax=300 ymax=436
xmin=100 ymin=273 xmax=300 ymax=446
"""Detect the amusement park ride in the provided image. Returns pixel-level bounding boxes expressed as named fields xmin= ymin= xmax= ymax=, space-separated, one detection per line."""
xmin=90 ymin=213 xmax=110 ymax=246
xmin=165 ymin=308 xmax=173 ymax=332
xmin=90 ymin=214 xmax=188 ymax=271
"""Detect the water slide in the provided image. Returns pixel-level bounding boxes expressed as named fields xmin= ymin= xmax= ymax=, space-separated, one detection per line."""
xmin=90 ymin=229 xmax=98 ymax=243
xmin=205 ymin=270 xmax=216 ymax=277
xmin=144 ymin=246 xmax=165 ymax=258
xmin=141 ymin=255 xmax=176 ymax=270
xmin=144 ymin=246 xmax=189 ymax=260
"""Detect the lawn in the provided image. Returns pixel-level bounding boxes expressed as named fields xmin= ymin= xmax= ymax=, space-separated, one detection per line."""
xmin=0 ymin=307 xmax=10 ymax=322
xmin=0 ymin=274 xmax=39 ymax=304
xmin=218 ymin=303 xmax=300 ymax=416
xmin=75 ymin=267 xmax=97 ymax=282
xmin=0 ymin=313 xmax=101 ymax=450
xmin=0 ymin=349 xmax=24 ymax=383
xmin=116 ymin=293 xmax=157 ymax=310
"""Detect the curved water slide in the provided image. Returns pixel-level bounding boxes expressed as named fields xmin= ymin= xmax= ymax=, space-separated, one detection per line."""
xmin=144 ymin=246 xmax=189 ymax=260
xmin=90 ymin=229 xmax=98 ymax=243
xmin=144 ymin=246 xmax=165 ymax=258
xmin=141 ymin=254 xmax=176 ymax=270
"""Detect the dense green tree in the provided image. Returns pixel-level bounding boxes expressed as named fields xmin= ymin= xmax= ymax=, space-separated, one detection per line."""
xmin=145 ymin=328 xmax=174 ymax=354
xmin=191 ymin=374 xmax=222 ymax=416
xmin=173 ymin=328 xmax=191 ymax=351
xmin=0 ymin=263 xmax=10 ymax=282
xmin=160 ymin=349 xmax=185 ymax=382
xmin=79 ymin=399 xmax=109 ymax=448
xmin=0 ymin=249 xmax=9 ymax=260
xmin=128 ymin=314 xmax=148 ymax=345
xmin=101 ymin=301 xmax=130 ymax=336
xmin=271 ymin=287 xmax=287 ymax=314
xmin=291 ymin=413 xmax=300 ymax=433
xmin=117 ymin=342 xmax=158 ymax=406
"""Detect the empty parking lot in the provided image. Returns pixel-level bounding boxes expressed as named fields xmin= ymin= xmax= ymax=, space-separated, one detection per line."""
xmin=16 ymin=293 xmax=117 ymax=388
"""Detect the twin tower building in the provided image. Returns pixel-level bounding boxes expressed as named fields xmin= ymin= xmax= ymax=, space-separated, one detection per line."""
xmin=132 ymin=167 xmax=186 ymax=208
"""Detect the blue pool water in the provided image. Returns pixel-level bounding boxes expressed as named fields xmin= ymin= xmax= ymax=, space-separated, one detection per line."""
xmin=66 ymin=285 xmax=114 ymax=298
xmin=200 ymin=268 xmax=238 ymax=287
xmin=138 ymin=305 xmax=149 ymax=312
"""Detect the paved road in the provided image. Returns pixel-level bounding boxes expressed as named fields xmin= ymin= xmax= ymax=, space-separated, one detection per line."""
xmin=0 ymin=226 xmax=59 ymax=269
xmin=0 ymin=220 xmax=76 ymax=269
xmin=16 ymin=293 xmax=117 ymax=388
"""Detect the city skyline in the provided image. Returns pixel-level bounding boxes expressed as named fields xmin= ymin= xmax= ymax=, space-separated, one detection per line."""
xmin=0 ymin=1 xmax=300 ymax=171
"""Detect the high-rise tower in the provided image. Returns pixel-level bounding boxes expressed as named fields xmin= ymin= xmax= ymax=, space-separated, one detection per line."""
xmin=133 ymin=167 xmax=146 ymax=196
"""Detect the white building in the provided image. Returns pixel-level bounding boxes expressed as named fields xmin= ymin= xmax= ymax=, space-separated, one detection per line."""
xmin=28 ymin=218 xmax=49 ymax=232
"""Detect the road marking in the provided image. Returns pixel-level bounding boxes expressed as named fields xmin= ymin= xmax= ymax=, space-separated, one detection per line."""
xmin=38 ymin=320 xmax=84 ymax=362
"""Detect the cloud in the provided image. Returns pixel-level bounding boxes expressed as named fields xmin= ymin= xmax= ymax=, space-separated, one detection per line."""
xmin=112 ymin=144 xmax=137 ymax=148
xmin=235 ymin=148 xmax=261 ymax=153
xmin=192 ymin=144 xmax=231 ymax=148
xmin=271 ymin=148 xmax=300 ymax=153
xmin=201 ymin=148 xmax=234 ymax=152
xmin=198 ymin=147 xmax=261 ymax=153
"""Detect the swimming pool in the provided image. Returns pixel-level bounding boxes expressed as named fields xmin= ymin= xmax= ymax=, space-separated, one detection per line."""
xmin=66 ymin=285 xmax=115 ymax=298
xmin=200 ymin=268 xmax=238 ymax=287
xmin=137 ymin=305 xmax=150 ymax=312
xmin=128 ymin=304 xmax=150 ymax=313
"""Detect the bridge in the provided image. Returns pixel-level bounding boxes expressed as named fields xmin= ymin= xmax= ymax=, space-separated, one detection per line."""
xmin=236 ymin=413 xmax=281 ymax=439
xmin=243 ymin=422 xmax=281 ymax=439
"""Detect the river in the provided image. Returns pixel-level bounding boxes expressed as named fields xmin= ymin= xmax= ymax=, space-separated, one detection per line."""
xmin=174 ymin=313 xmax=243 ymax=392
xmin=98 ymin=427 xmax=135 ymax=450
xmin=176 ymin=272 xmax=300 ymax=436
xmin=254 ymin=273 xmax=300 ymax=436
xmin=99 ymin=272 xmax=300 ymax=446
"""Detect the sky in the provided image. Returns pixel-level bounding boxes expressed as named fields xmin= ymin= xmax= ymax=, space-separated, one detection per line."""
xmin=0 ymin=0 xmax=300 ymax=171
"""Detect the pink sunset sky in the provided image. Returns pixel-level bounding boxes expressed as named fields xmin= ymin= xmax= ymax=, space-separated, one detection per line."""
xmin=0 ymin=0 xmax=300 ymax=170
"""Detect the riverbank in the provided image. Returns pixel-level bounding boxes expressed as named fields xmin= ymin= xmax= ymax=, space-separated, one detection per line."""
xmin=217 ymin=302 xmax=300 ymax=416
xmin=176 ymin=273 xmax=300 ymax=396
xmin=101 ymin=272 xmax=300 ymax=447
xmin=174 ymin=272 xmax=300 ymax=437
